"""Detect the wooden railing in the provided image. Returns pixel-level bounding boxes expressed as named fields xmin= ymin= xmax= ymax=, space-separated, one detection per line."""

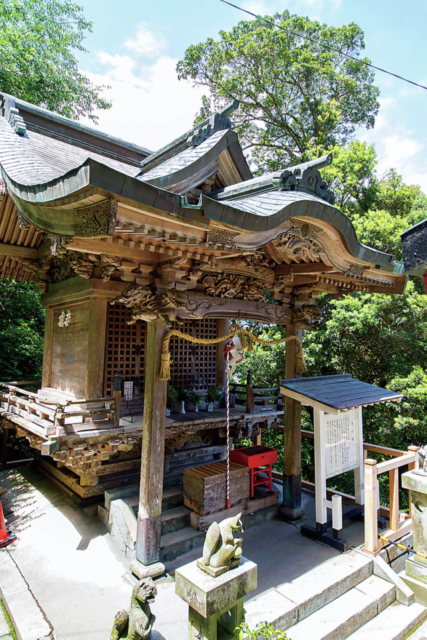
xmin=0 ymin=383 xmax=117 ymax=439
xmin=232 ymin=383 xmax=284 ymax=413
xmin=364 ymin=445 xmax=417 ymax=555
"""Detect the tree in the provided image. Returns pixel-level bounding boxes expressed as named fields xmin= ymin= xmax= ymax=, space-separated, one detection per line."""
xmin=0 ymin=280 xmax=45 ymax=381
xmin=177 ymin=11 xmax=379 ymax=172
xmin=0 ymin=0 xmax=111 ymax=121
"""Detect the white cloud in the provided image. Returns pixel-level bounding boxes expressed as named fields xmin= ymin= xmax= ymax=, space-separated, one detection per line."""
xmin=83 ymin=53 xmax=204 ymax=151
xmin=359 ymin=96 xmax=427 ymax=194
xmin=242 ymin=0 xmax=268 ymax=15
xmin=124 ymin=23 xmax=165 ymax=58
xmin=380 ymin=134 xmax=423 ymax=172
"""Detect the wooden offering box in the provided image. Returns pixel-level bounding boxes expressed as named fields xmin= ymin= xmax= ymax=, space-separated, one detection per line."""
xmin=183 ymin=461 xmax=250 ymax=516
xmin=230 ymin=446 xmax=277 ymax=498
xmin=230 ymin=445 xmax=277 ymax=468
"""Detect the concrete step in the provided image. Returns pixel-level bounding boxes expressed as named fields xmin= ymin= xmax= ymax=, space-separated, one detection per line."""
xmin=160 ymin=526 xmax=205 ymax=562
xmin=276 ymin=550 xmax=373 ymax=623
xmin=161 ymin=505 xmax=191 ymax=535
xmin=347 ymin=601 xmax=427 ymax=640
xmin=287 ymin=575 xmax=395 ymax=640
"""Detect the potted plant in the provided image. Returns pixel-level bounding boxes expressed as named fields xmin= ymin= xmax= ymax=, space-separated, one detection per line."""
xmin=206 ymin=383 xmax=222 ymax=412
xmin=177 ymin=387 xmax=189 ymax=414
xmin=186 ymin=388 xmax=199 ymax=412
xmin=166 ymin=385 xmax=179 ymax=416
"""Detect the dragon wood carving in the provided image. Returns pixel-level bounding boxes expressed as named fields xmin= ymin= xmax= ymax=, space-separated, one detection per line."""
xmin=112 ymin=285 xmax=186 ymax=325
xmin=293 ymin=304 xmax=322 ymax=330
xmin=276 ymin=222 xmax=323 ymax=263
xmin=202 ymin=273 xmax=266 ymax=302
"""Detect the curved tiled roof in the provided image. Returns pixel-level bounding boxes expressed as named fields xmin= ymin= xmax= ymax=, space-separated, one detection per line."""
xmin=140 ymin=130 xmax=228 ymax=182
xmin=0 ymin=118 xmax=140 ymax=188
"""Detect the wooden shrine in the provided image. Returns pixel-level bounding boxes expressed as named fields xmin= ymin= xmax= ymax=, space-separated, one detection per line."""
xmin=280 ymin=375 xmax=403 ymax=551
xmin=0 ymin=92 xmax=409 ymax=565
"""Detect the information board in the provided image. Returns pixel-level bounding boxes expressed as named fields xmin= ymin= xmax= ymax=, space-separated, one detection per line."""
xmin=325 ymin=409 xmax=360 ymax=479
xmin=124 ymin=381 xmax=133 ymax=401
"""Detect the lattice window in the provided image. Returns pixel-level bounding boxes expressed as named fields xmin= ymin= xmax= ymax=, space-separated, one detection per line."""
xmin=169 ymin=319 xmax=218 ymax=390
xmin=104 ymin=303 xmax=146 ymax=396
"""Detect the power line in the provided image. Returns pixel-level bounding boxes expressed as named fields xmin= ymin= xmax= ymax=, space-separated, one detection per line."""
xmin=219 ymin=0 xmax=427 ymax=92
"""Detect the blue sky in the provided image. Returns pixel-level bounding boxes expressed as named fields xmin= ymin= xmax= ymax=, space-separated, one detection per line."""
xmin=77 ymin=0 xmax=427 ymax=191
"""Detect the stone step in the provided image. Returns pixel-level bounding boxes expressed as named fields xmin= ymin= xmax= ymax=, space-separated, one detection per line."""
xmin=275 ymin=550 xmax=373 ymax=623
xmin=160 ymin=526 xmax=206 ymax=562
xmin=347 ymin=601 xmax=427 ymax=640
xmin=287 ymin=576 xmax=395 ymax=640
xmin=161 ymin=505 xmax=191 ymax=535
xmin=162 ymin=486 xmax=184 ymax=511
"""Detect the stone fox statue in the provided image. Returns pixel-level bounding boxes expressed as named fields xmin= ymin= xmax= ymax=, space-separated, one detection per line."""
xmin=111 ymin=578 xmax=156 ymax=640
xmin=202 ymin=513 xmax=243 ymax=568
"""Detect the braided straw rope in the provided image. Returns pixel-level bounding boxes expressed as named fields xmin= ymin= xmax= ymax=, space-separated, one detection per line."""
xmin=159 ymin=327 xmax=307 ymax=381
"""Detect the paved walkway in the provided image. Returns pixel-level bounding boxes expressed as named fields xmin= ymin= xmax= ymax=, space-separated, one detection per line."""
xmin=0 ymin=465 xmax=401 ymax=640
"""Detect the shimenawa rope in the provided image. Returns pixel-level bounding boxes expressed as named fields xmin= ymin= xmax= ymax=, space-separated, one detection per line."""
xmin=159 ymin=326 xmax=307 ymax=381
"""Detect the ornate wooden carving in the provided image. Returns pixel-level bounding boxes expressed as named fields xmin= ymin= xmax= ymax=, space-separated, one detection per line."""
xmin=293 ymin=304 xmax=322 ymax=330
xmin=202 ymin=251 xmax=275 ymax=280
xmin=101 ymin=256 xmax=121 ymax=281
xmin=206 ymin=228 xmax=239 ymax=248
xmin=75 ymin=199 xmax=117 ymax=238
xmin=182 ymin=293 xmax=291 ymax=325
xmin=345 ymin=263 xmax=365 ymax=277
xmin=111 ymin=285 xmax=187 ymax=325
xmin=51 ymin=250 xmax=93 ymax=282
xmin=69 ymin=256 xmax=94 ymax=279
xmin=276 ymin=222 xmax=323 ymax=263
xmin=202 ymin=273 xmax=266 ymax=302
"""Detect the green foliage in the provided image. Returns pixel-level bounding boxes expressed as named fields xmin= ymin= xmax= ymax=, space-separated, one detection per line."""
xmin=186 ymin=388 xmax=199 ymax=405
xmin=234 ymin=326 xmax=287 ymax=388
xmin=166 ymin=385 xmax=179 ymax=409
xmin=177 ymin=11 xmax=379 ymax=172
xmin=0 ymin=280 xmax=45 ymax=381
xmin=303 ymin=281 xmax=427 ymax=388
xmin=0 ymin=0 xmax=111 ymax=121
xmin=237 ymin=622 xmax=289 ymax=639
xmin=207 ymin=383 xmax=222 ymax=403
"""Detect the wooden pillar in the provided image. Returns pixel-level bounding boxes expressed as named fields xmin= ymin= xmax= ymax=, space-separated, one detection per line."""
xmin=85 ymin=297 xmax=108 ymax=399
xmin=216 ymin=319 xmax=230 ymax=389
xmin=280 ymin=324 xmax=305 ymax=520
xmin=136 ymin=320 xmax=168 ymax=566
xmin=364 ymin=458 xmax=379 ymax=554
xmin=41 ymin=308 xmax=54 ymax=389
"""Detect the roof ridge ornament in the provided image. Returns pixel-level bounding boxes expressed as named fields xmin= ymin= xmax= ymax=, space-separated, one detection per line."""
xmin=7 ymin=105 xmax=26 ymax=136
xmin=272 ymin=153 xmax=335 ymax=204
xmin=187 ymin=101 xmax=239 ymax=147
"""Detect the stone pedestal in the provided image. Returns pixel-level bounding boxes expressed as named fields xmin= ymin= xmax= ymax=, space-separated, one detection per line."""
xmin=401 ymin=471 xmax=427 ymax=605
xmin=175 ymin=556 xmax=257 ymax=640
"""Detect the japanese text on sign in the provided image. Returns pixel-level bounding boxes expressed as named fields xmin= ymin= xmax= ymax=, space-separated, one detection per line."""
xmin=325 ymin=409 xmax=359 ymax=479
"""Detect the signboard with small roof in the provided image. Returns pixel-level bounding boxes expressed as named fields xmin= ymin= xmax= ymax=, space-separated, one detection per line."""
xmin=280 ymin=374 xmax=403 ymax=551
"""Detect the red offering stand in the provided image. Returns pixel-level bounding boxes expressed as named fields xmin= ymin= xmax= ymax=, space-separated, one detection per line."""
xmin=230 ymin=445 xmax=277 ymax=498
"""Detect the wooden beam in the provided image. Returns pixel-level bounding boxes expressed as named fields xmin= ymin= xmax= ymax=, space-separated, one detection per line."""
xmin=276 ymin=263 xmax=334 ymax=275
xmin=135 ymin=320 xmax=168 ymax=565
xmin=68 ymin=237 xmax=158 ymax=263
xmin=0 ymin=243 xmax=38 ymax=260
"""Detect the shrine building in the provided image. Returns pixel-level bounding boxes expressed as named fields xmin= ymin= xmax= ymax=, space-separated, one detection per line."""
xmin=0 ymin=94 xmax=407 ymax=565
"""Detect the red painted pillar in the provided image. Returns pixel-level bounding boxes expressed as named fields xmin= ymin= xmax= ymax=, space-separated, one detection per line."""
xmin=424 ymin=275 xmax=427 ymax=295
